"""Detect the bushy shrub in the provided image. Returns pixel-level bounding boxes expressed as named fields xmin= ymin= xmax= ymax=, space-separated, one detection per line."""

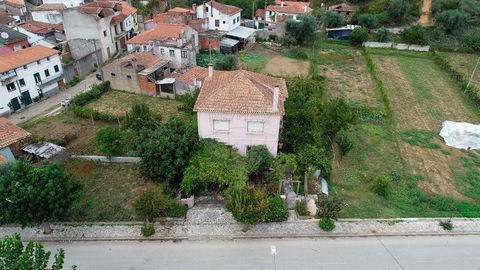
xmin=401 ymin=24 xmax=426 ymax=45
xmin=214 ymin=54 xmax=237 ymax=70
xmin=265 ymin=194 xmax=289 ymax=222
xmin=68 ymin=75 xmax=81 ymax=87
xmin=376 ymin=27 xmax=390 ymax=42
xmin=246 ymin=145 xmax=274 ymax=175
xmin=68 ymin=105 xmax=118 ymax=122
xmin=335 ymin=130 xmax=355 ymax=157
xmin=296 ymin=200 xmax=309 ymax=216
xmin=316 ymin=194 xmax=343 ymax=220
xmin=71 ymin=81 xmax=110 ymax=106
xmin=388 ymin=0 xmax=410 ymax=23
xmin=141 ymin=223 xmax=155 ymax=237
xmin=96 ymin=126 xmax=123 ymax=158
xmin=123 ymin=103 xmax=161 ymax=132
xmin=462 ymin=29 xmax=480 ymax=52
xmin=435 ymin=9 xmax=469 ymax=34
xmin=282 ymin=49 xmax=309 ymax=60
xmin=321 ymin=97 xmax=357 ymax=141
xmin=166 ymin=199 xmax=188 ymax=218
xmin=137 ymin=117 xmax=199 ymax=184
xmin=439 ymin=220 xmax=453 ymax=231
xmin=297 ymin=144 xmax=332 ymax=178
xmin=372 ymin=175 xmax=391 ymax=197
xmin=279 ymin=36 xmax=296 ymax=47
xmin=181 ymin=140 xmax=248 ymax=196
xmin=322 ymin=11 xmax=346 ymax=28
xmin=358 ymin=13 xmax=378 ymax=29
xmin=226 ymin=185 xmax=288 ymax=224
xmin=319 ymin=217 xmax=335 ymax=231
xmin=178 ymin=88 xmax=200 ymax=114
xmin=351 ymin=27 xmax=368 ymax=45
xmin=133 ymin=186 xmax=169 ymax=222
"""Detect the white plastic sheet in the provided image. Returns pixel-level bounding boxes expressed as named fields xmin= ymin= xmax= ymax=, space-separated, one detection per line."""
xmin=439 ymin=120 xmax=480 ymax=150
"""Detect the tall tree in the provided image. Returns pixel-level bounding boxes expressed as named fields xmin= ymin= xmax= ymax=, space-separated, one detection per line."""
xmin=286 ymin=13 xmax=318 ymax=45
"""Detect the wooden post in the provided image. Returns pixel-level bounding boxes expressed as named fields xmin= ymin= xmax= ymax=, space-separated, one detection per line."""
xmin=304 ymin=171 xmax=308 ymax=197
xmin=91 ymin=112 xmax=95 ymax=126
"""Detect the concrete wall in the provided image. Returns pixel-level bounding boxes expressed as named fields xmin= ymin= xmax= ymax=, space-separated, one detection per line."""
xmin=197 ymin=111 xmax=282 ymax=156
xmin=32 ymin=10 xmax=63 ymax=24
xmin=44 ymin=0 xmax=84 ymax=8
xmin=103 ymin=64 xmax=141 ymax=94
xmin=0 ymin=53 xmax=63 ymax=115
xmin=63 ymin=52 xmax=100 ymax=82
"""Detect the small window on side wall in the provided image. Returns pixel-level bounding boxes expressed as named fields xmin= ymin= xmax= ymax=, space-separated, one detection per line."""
xmin=213 ymin=120 xmax=229 ymax=131
xmin=247 ymin=121 xmax=264 ymax=133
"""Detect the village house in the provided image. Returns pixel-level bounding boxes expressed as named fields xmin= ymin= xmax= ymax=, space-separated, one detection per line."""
xmin=0 ymin=117 xmax=30 ymax=162
xmin=328 ymin=2 xmax=355 ymax=21
xmin=19 ymin=20 xmax=59 ymax=44
xmin=63 ymin=0 xmax=138 ymax=64
xmin=174 ymin=65 xmax=208 ymax=94
xmin=126 ymin=23 xmax=198 ymax=70
xmin=194 ymin=65 xmax=288 ymax=156
xmin=103 ymin=51 xmax=177 ymax=98
xmin=0 ymin=45 xmax=64 ymax=115
xmin=255 ymin=0 xmax=312 ymax=36
xmin=0 ymin=25 xmax=29 ymax=51
xmin=31 ymin=3 xmax=65 ymax=25
xmin=0 ymin=9 xmax=15 ymax=26
xmin=0 ymin=117 xmax=31 ymax=161
xmin=2 ymin=0 xmax=27 ymax=22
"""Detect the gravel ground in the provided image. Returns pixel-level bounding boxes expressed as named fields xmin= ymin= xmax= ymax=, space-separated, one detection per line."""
xmin=1 ymin=205 xmax=479 ymax=241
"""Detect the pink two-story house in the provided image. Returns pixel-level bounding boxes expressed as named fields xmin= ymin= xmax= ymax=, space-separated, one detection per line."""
xmin=194 ymin=65 xmax=288 ymax=156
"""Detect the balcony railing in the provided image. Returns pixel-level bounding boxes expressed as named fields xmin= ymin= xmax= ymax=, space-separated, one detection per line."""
xmin=0 ymin=72 xmax=17 ymax=84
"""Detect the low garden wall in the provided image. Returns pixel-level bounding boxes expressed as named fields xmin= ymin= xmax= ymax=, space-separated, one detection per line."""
xmin=363 ymin=42 xmax=430 ymax=52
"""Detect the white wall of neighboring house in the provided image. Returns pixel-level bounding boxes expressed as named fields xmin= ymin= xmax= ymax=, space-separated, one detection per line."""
xmin=196 ymin=3 xmax=241 ymax=32
xmin=265 ymin=10 xmax=300 ymax=22
xmin=0 ymin=54 xmax=63 ymax=115
xmin=43 ymin=0 xmax=84 ymax=8
xmin=31 ymin=10 xmax=63 ymax=24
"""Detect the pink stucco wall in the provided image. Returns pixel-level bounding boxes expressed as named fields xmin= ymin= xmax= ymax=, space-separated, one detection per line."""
xmin=197 ymin=111 xmax=282 ymax=156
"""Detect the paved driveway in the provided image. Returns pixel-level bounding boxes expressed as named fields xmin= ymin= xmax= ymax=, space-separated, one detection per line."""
xmin=7 ymin=74 xmax=98 ymax=124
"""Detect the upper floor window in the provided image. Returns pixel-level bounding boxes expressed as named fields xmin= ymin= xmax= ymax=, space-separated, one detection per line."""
xmin=47 ymin=56 xmax=50 ymax=61
xmin=237 ymin=16 xmax=240 ymax=22
xmin=44 ymin=69 xmax=50 ymax=77
xmin=111 ymin=73 xmax=116 ymax=77
xmin=160 ymin=48 xmax=165 ymax=55
xmin=23 ymin=65 xmax=27 ymax=70
xmin=37 ymin=60 xmax=41 ymax=64
xmin=169 ymin=50 xmax=175 ymax=57
xmin=213 ymin=120 xmax=229 ymax=131
xmin=103 ymin=30 xmax=107 ymax=37
xmin=181 ymin=50 xmax=187 ymax=58
xmin=34 ymin=72 xmax=41 ymax=83
xmin=127 ymin=75 xmax=132 ymax=79
xmin=18 ymin=78 xmax=26 ymax=87
xmin=215 ymin=19 xmax=219 ymax=27
xmin=54 ymin=65 xmax=59 ymax=73
xmin=6 ymin=82 xmax=16 ymax=92
xmin=143 ymin=45 xmax=147 ymax=51
xmin=247 ymin=121 xmax=264 ymax=133
xmin=205 ymin=6 xmax=209 ymax=12
xmin=232 ymin=19 xmax=235 ymax=24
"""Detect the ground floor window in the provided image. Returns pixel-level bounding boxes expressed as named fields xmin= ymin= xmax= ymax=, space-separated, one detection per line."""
xmin=213 ymin=120 xmax=229 ymax=131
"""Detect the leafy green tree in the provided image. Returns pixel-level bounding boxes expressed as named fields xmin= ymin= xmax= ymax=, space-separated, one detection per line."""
xmin=123 ymin=103 xmax=161 ymax=132
xmin=350 ymin=27 xmax=369 ymax=45
xmin=322 ymin=11 xmax=346 ymax=28
xmin=401 ymin=24 xmax=426 ymax=44
xmin=320 ymin=98 xmax=356 ymax=142
xmin=0 ymin=161 xmax=81 ymax=225
xmin=178 ymin=88 xmax=200 ymax=114
xmin=285 ymin=13 xmax=318 ymax=45
xmin=214 ymin=54 xmax=237 ymax=70
xmin=376 ymin=27 xmax=390 ymax=42
xmin=358 ymin=13 xmax=378 ymax=29
xmin=435 ymin=9 xmax=469 ymax=34
xmin=245 ymin=145 xmax=274 ymax=175
xmin=388 ymin=0 xmax=410 ymax=23
xmin=0 ymin=234 xmax=75 ymax=270
xmin=96 ymin=126 xmax=123 ymax=158
xmin=137 ymin=117 xmax=199 ymax=184
xmin=181 ymin=139 xmax=248 ymax=196
xmin=296 ymin=144 xmax=332 ymax=178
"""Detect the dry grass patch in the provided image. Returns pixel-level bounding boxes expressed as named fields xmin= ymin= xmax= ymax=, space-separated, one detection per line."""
xmin=253 ymin=45 xmax=310 ymax=76
xmin=442 ymin=52 xmax=480 ymax=89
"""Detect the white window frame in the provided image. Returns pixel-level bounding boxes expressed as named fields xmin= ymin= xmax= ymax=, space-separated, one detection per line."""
xmin=213 ymin=120 xmax=229 ymax=131
xmin=247 ymin=121 xmax=264 ymax=133
xmin=181 ymin=50 xmax=187 ymax=58
xmin=160 ymin=48 xmax=165 ymax=55
xmin=169 ymin=49 xmax=175 ymax=57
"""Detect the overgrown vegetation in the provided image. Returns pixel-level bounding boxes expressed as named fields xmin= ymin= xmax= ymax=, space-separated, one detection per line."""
xmin=439 ymin=220 xmax=453 ymax=231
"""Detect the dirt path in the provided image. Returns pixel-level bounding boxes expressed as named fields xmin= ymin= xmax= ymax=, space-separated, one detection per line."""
xmin=419 ymin=0 xmax=432 ymax=25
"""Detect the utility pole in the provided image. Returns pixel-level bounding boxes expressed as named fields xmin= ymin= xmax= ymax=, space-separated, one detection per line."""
xmin=467 ymin=56 xmax=480 ymax=89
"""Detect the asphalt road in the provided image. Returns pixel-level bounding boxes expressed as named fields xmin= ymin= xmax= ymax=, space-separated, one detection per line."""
xmin=43 ymin=236 xmax=480 ymax=270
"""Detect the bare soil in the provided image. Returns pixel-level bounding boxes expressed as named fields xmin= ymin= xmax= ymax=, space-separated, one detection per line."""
xmin=419 ymin=0 xmax=432 ymax=25
xmin=255 ymin=46 xmax=310 ymax=76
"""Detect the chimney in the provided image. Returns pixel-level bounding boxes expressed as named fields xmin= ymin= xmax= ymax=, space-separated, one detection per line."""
xmin=303 ymin=5 xmax=307 ymax=12
xmin=281 ymin=1 xmax=284 ymax=7
xmin=273 ymin=85 xmax=279 ymax=112
xmin=208 ymin=63 xmax=213 ymax=78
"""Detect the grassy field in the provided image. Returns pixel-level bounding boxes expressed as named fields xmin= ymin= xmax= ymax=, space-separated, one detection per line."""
xmin=63 ymin=159 xmax=153 ymax=222
xmin=441 ymin=52 xmax=480 ymax=89
xmin=85 ymin=90 xmax=186 ymax=121
xmin=244 ymin=44 xmax=310 ymax=76
xmin=331 ymin=49 xmax=480 ymax=218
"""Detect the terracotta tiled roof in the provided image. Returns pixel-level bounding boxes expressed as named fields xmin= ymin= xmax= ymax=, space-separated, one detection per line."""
xmin=328 ymin=3 xmax=354 ymax=12
xmin=4 ymin=0 xmax=25 ymax=8
xmin=0 ymin=118 xmax=30 ymax=149
xmin=19 ymin=20 xmax=56 ymax=34
xmin=176 ymin=66 xmax=208 ymax=85
xmin=255 ymin=9 xmax=265 ymax=18
xmin=33 ymin=3 xmax=65 ymax=11
xmin=207 ymin=1 xmax=241 ymax=16
xmin=194 ymin=70 xmax=287 ymax=114
xmin=266 ymin=1 xmax=312 ymax=14
xmin=104 ymin=51 xmax=162 ymax=70
xmin=0 ymin=45 xmax=59 ymax=73
xmin=169 ymin=7 xmax=192 ymax=13
xmin=127 ymin=23 xmax=187 ymax=44
xmin=0 ymin=10 xmax=14 ymax=25
xmin=120 ymin=1 xmax=137 ymax=15
xmin=0 ymin=46 xmax=13 ymax=56
xmin=78 ymin=1 xmax=122 ymax=18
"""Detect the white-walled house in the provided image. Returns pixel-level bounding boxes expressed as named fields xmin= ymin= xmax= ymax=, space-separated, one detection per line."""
xmin=31 ymin=3 xmax=65 ymax=24
xmin=42 ymin=0 xmax=84 ymax=8
xmin=194 ymin=65 xmax=288 ymax=156
xmin=127 ymin=23 xmax=198 ymax=69
xmin=0 ymin=45 xmax=64 ymax=116
xmin=265 ymin=1 xmax=312 ymax=23
xmin=195 ymin=1 xmax=241 ymax=32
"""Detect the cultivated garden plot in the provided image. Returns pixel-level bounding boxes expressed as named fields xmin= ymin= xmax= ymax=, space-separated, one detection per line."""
xmin=441 ymin=52 xmax=480 ymax=89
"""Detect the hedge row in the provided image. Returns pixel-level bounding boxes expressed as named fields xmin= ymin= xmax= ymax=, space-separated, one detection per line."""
xmin=431 ymin=51 xmax=480 ymax=106
xmin=69 ymin=105 xmax=122 ymax=122
xmin=71 ymin=81 xmax=111 ymax=106
xmin=362 ymin=48 xmax=393 ymax=117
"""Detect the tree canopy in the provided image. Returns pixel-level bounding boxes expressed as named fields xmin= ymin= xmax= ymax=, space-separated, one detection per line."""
xmin=322 ymin=11 xmax=346 ymax=28
xmin=286 ymin=13 xmax=318 ymax=45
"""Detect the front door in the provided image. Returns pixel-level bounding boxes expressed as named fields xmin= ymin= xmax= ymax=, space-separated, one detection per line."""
xmin=21 ymin=91 xmax=33 ymax=106
xmin=10 ymin=97 xmax=21 ymax=111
